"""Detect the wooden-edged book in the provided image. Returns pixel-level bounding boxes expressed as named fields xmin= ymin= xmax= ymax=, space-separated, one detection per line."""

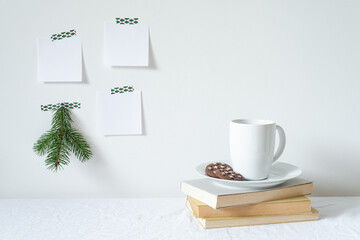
xmin=181 ymin=178 xmax=312 ymax=209
xmin=186 ymin=200 xmax=319 ymax=229
xmin=188 ymin=195 xmax=312 ymax=218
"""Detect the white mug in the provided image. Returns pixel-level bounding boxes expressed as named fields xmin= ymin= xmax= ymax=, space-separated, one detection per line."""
xmin=229 ymin=119 xmax=286 ymax=180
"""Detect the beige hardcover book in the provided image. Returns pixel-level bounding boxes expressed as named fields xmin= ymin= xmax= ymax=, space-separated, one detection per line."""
xmin=186 ymin=200 xmax=319 ymax=229
xmin=181 ymin=178 xmax=313 ymax=209
xmin=188 ymin=195 xmax=312 ymax=218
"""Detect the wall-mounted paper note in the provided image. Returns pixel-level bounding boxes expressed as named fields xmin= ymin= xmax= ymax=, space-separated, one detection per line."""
xmin=104 ymin=21 xmax=149 ymax=66
xmin=37 ymin=37 xmax=82 ymax=82
xmin=97 ymin=91 xmax=142 ymax=135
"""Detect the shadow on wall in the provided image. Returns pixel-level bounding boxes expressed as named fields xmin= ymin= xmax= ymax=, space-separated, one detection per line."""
xmin=82 ymin=51 xmax=89 ymax=83
xmin=308 ymin=148 xmax=360 ymax=196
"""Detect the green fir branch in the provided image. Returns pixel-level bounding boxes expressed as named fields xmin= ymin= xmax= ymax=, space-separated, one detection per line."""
xmin=33 ymin=129 xmax=59 ymax=156
xmin=44 ymin=134 xmax=70 ymax=172
xmin=66 ymin=128 xmax=93 ymax=162
xmin=33 ymin=107 xmax=92 ymax=172
xmin=51 ymin=107 xmax=72 ymax=130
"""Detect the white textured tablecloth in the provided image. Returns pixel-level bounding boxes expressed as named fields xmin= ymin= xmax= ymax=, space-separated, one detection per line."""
xmin=0 ymin=197 xmax=359 ymax=240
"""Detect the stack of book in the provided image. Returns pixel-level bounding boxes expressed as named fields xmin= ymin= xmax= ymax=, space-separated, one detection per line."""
xmin=181 ymin=178 xmax=319 ymax=229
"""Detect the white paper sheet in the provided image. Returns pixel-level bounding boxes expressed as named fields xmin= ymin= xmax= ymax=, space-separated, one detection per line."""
xmin=37 ymin=37 xmax=82 ymax=82
xmin=97 ymin=91 xmax=142 ymax=135
xmin=104 ymin=21 xmax=149 ymax=66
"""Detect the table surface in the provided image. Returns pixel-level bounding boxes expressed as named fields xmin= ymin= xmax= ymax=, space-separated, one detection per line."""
xmin=0 ymin=197 xmax=359 ymax=240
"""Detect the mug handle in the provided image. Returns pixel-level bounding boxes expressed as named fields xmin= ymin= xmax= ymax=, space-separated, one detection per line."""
xmin=273 ymin=125 xmax=286 ymax=162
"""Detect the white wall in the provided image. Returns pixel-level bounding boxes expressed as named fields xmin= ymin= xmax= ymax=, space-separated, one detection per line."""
xmin=1 ymin=0 xmax=360 ymax=198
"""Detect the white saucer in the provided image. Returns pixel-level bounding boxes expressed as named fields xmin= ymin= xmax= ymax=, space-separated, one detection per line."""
xmin=195 ymin=162 xmax=302 ymax=188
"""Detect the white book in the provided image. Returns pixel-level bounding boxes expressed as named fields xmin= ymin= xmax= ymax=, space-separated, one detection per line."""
xmin=181 ymin=178 xmax=313 ymax=209
xmin=187 ymin=200 xmax=319 ymax=229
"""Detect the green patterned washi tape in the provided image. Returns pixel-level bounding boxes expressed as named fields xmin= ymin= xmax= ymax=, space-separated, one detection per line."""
xmin=51 ymin=29 xmax=77 ymax=41
xmin=116 ymin=18 xmax=139 ymax=24
xmin=41 ymin=102 xmax=81 ymax=111
xmin=111 ymin=86 xmax=134 ymax=94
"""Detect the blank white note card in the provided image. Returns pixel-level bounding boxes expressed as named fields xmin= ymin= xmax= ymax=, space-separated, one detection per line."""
xmin=104 ymin=22 xmax=149 ymax=66
xmin=37 ymin=37 xmax=82 ymax=82
xmin=97 ymin=91 xmax=142 ymax=135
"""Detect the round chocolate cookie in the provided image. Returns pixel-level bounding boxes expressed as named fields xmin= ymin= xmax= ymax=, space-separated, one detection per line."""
xmin=217 ymin=163 xmax=233 ymax=172
xmin=205 ymin=162 xmax=221 ymax=178
xmin=205 ymin=163 xmax=234 ymax=178
xmin=215 ymin=169 xmax=243 ymax=181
